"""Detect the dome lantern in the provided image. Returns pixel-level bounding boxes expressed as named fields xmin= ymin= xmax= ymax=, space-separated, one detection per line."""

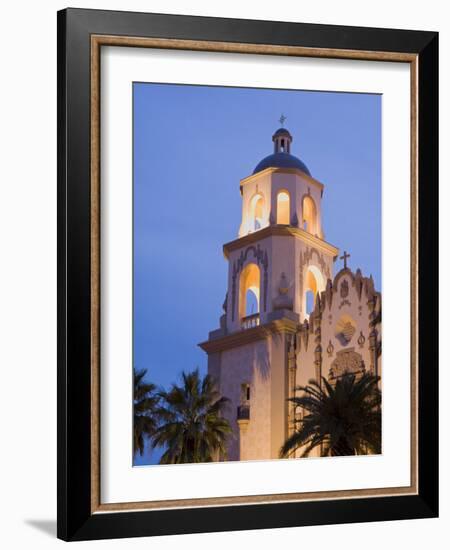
xmin=273 ymin=127 xmax=292 ymax=154
xmin=253 ymin=125 xmax=311 ymax=176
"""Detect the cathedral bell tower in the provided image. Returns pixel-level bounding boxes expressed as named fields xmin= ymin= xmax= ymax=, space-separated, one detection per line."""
xmin=200 ymin=123 xmax=339 ymax=462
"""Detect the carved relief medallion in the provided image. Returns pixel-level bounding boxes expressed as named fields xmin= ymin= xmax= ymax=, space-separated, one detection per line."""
xmin=329 ymin=349 xmax=366 ymax=381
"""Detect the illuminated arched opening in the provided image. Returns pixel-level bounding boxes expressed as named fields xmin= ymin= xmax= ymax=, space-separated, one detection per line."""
xmin=277 ymin=191 xmax=290 ymax=225
xmin=239 ymin=263 xmax=260 ymax=321
xmin=302 ymin=195 xmax=317 ymax=234
xmin=305 ymin=290 xmax=315 ymax=315
xmin=304 ymin=265 xmax=325 ymax=318
xmin=249 ymin=193 xmax=264 ymax=232
xmin=245 ymin=289 xmax=258 ymax=316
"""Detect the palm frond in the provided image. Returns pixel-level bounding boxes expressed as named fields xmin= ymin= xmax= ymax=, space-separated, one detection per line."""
xmin=280 ymin=373 xmax=381 ymax=458
xmin=153 ymin=369 xmax=231 ymax=464
xmin=133 ymin=368 xmax=159 ymax=457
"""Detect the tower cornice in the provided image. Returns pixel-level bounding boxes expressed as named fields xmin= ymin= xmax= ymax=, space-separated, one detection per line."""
xmin=223 ymin=225 xmax=339 ymax=259
xmin=198 ymin=317 xmax=299 ymax=354
xmin=240 ymin=167 xmax=324 ymax=193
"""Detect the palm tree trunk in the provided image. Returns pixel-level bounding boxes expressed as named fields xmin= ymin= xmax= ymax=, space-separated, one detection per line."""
xmin=331 ymin=438 xmax=355 ymax=457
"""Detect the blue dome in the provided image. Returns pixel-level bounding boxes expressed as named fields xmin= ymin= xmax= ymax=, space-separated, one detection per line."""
xmin=253 ymin=152 xmax=311 ymax=176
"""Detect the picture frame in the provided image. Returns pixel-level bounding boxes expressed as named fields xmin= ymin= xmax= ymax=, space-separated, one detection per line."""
xmin=57 ymin=7 xmax=438 ymax=541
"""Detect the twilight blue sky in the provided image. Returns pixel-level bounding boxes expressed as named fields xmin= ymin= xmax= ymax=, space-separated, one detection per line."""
xmin=133 ymin=83 xmax=381 ymax=465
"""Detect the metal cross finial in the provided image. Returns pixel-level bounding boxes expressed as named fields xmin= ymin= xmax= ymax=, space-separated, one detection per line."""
xmin=340 ymin=250 xmax=351 ymax=269
xmin=279 ymin=114 xmax=287 ymax=127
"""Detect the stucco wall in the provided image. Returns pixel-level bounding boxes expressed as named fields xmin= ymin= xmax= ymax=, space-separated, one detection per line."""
xmin=217 ymin=339 xmax=272 ymax=461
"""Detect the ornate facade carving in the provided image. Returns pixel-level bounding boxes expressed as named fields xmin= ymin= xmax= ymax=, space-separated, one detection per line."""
xmin=299 ymin=247 xmax=331 ymax=312
xmin=357 ymin=331 xmax=366 ymax=348
xmin=287 ymin=334 xmax=297 ymax=435
xmin=299 ymin=247 xmax=331 ymax=279
xmin=272 ymin=272 xmax=294 ymax=310
xmin=296 ymin=320 xmax=310 ymax=352
xmin=335 ymin=318 xmax=356 ymax=345
xmin=329 ymin=349 xmax=366 ymax=381
xmin=312 ymin=295 xmax=323 ymax=380
xmin=326 ymin=339 xmax=334 ymax=357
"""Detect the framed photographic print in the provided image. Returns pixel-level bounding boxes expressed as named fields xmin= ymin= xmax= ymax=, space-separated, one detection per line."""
xmin=57 ymin=8 xmax=438 ymax=541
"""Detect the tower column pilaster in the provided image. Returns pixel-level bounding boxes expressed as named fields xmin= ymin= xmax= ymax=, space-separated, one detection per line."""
xmin=287 ymin=334 xmax=297 ymax=437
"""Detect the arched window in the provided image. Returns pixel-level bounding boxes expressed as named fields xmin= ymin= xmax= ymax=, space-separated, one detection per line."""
xmin=305 ymin=290 xmax=315 ymax=315
xmin=249 ymin=194 xmax=264 ymax=232
xmin=302 ymin=195 xmax=317 ymax=234
xmin=245 ymin=288 xmax=259 ymax=316
xmin=239 ymin=263 xmax=260 ymax=322
xmin=276 ymin=191 xmax=290 ymax=225
xmin=304 ymin=265 xmax=325 ymax=318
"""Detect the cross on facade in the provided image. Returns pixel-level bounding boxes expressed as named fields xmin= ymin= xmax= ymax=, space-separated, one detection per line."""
xmin=340 ymin=250 xmax=351 ymax=269
xmin=279 ymin=114 xmax=287 ymax=127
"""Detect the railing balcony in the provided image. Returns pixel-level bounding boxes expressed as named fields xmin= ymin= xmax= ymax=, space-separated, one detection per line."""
xmin=241 ymin=313 xmax=260 ymax=330
xmin=237 ymin=404 xmax=250 ymax=421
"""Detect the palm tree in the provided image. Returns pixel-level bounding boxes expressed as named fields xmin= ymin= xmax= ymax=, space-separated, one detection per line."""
xmin=152 ymin=369 xmax=232 ymax=464
xmin=133 ymin=368 xmax=159 ymax=457
xmin=280 ymin=373 xmax=381 ymax=458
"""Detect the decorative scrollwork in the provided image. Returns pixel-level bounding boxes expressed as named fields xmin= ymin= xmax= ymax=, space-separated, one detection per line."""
xmin=357 ymin=331 xmax=366 ymax=348
xmin=299 ymin=247 xmax=330 ymax=280
xmin=326 ymin=339 xmax=334 ymax=357
xmin=340 ymin=279 xmax=349 ymax=298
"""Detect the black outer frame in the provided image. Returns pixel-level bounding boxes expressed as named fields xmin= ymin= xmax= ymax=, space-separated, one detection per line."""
xmin=57 ymin=8 xmax=438 ymax=542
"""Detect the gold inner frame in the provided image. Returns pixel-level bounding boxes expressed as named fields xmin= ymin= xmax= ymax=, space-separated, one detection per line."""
xmin=90 ymin=35 xmax=418 ymax=514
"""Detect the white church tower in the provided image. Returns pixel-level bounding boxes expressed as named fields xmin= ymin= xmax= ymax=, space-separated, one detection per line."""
xmin=200 ymin=124 xmax=338 ymax=461
xmin=200 ymin=123 xmax=381 ymax=461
